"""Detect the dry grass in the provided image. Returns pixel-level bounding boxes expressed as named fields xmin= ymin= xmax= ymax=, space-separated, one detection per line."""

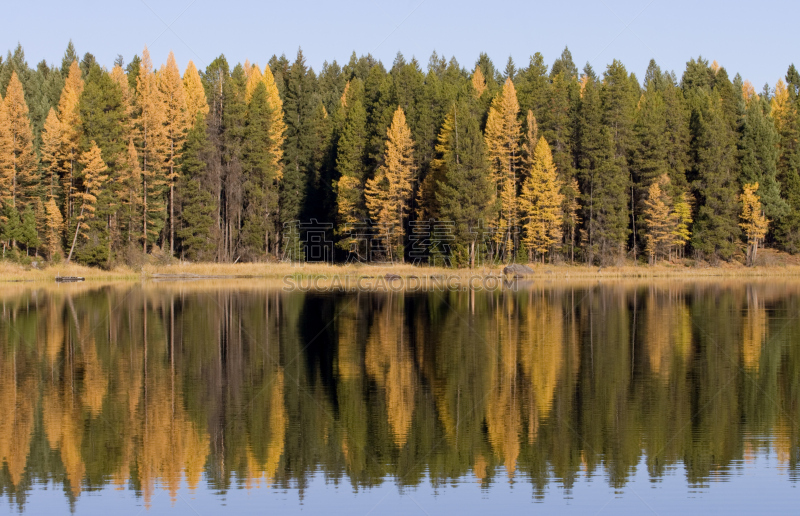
xmin=1 ymin=247 xmax=799 ymax=284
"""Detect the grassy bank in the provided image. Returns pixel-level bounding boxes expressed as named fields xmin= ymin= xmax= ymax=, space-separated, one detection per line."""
xmin=1 ymin=248 xmax=800 ymax=283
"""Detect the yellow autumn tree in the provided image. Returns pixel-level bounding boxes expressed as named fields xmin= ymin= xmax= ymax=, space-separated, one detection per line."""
xmin=642 ymin=175 xmax=674 ymax=264
xmin=520 ymin=137 xmax=563 ymax=262
xmin=4 ymin=71 xmax=38 ymax=206
xmin=484 ymin=78 xmax=521 ymax=260
xmin=44 ymin=197 xmax=63 ymax=260
xmin=66 ymin=142 xmax=108 ymax=263
xmin=739 ymin=182 xmax=769 ymax=267
xmin=159 ymin=51 xmax=189 ymax=256
xmin=136 ymin=46 xmax=167 ymax=252
xmin=471 ymin=65 xmax=487 ymax=98
xmin=262 ymin=64 xmax=286 ymax=180
xmin=671 ymin=190 xmax=692 ymax=259
xmin=0 ymin=97 xmax=15 ymax=205
xmin=57 ymin=60 xmax=84 ymax=218
xmin=183 ymin=60 xmax=209 ymax=122
xmin=365 ymin=106 xmax=415 ymax=261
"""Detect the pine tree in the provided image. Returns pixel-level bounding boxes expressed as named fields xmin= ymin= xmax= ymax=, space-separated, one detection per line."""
xmin=18 ymin=204 xmax=39 ymax=256
xmin=159 ymin=51 xmax=189 ymax=256
xmin=600 ymin=60 xmax=636 ymax=259
xmin=484 ymin=78 xmax=521 ymax=260
xmin=365 ymin=106 xmax=415 ymax=261
xmin=4 ymin=72 xmax=38 ymax=207
xmin=520 ymin=137 xmax=563 ymax=261
xmin=773 ymin=74 xmax=800 ymax=252
xmin=0 ymin=202 xmax=20 ymax=256
xmin=335 ymin=82 xmax=369 ymax=254
xmin=739 ymin=91 xmax=786 ymax=221
xmin=280 ymin=49 xmax=314 ymax=248
xmin=241 ymin=82 xmax=280 ymax=257
xmin=41 ymin=108 xmax=64 ymax=200
xmin=435 ymin=97 xmax=493 ymax=267
xmin=690 ymin=88 xmax=741 ymax=261
xmin=66 ymin=141 xmax=107 ymax=263
xmin=739 ymin=182 xmax=768 ymax=266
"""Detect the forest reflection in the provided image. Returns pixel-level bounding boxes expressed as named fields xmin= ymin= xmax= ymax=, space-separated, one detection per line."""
xmin=0 ymin=280 xmax=798 ymax=510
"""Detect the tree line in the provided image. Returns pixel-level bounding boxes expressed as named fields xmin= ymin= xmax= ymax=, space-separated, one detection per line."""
xmin=0 ymin=42 xmax=797 ymax=266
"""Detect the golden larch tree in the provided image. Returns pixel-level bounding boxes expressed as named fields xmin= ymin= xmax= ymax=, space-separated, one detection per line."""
xmin=136 ymin=46 xmax=167 ymax=252
xmin=484 ymin=78 xmax=521 ymax=259
xmin=183 ymin=60 xmax=209 ymax=122
xmin=57 ymin=60 xmax=84 ymax=218
xmin=471 ymin=65 xmax=487 ymax=98
xmin=365 ymin=106 xmax=415 ymax=261
xmin=520 ymin=137 xmax=563 ymax=261
xmin=671 ymin=191 xmax=692 ymax=259
xmin=641 ymin=175 xmax=674 ymax=264
xmin=262 ymin=64 xmax=286 ymax=180
xmin=0 ymin=97 xmax=14 ymax=204
xmin=244 ymin=64 xmax=264 ymax=102
xmin=4 ymin=72 xmax=38 ymax=207
xmin=159 ymin=51 xmax=189 ymax=256
xmin=67 ymin=141 xmax=108 ymax=263
xmin=739 ymin=182 xmax=769 ymax=267
xmin=44 ymin=197 xmax=63 ymax=260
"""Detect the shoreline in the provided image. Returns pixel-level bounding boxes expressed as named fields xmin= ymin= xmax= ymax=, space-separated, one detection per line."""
xmin=3 ymin=255 xmax=800 ymax=283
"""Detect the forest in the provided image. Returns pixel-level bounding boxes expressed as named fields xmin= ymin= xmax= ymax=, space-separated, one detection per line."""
xmin=0 ymin=42 xmax=797 ymax=267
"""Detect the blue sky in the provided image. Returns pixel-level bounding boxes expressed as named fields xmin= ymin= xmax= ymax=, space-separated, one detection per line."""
xmin=3 ymin=0 xmax=797 ymax=89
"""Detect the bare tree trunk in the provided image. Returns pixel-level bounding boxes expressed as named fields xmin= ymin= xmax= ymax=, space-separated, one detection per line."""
xmin=66 ymin=204 xmax=85 ymax=263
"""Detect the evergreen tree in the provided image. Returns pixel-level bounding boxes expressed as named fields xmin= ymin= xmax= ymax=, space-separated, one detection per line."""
xmin=0 ymin=201 xmax=20 ymax=256
xmin=177 ymin=117 xmax=215 ymax=261
xmin=436 ymin=97 xmax=493 ymax=268
xmin=739 ymin=92 xmax=786 ymax=221
xmin=66 ymin=142 xmax=107 ymax=263
xmin=18 ymin=204 xmax=39 ymax=256
xmin=335 ymin=81 xmax=369 ymax=254
xmin=281 ymin=49 xmax=314 ymax=245
xmin=772 ymin=74 xmax=800 ymax=252
xmin=40 ymin=108 xmax=64 ymax=200
xmin=690 ymin=89 xmax=741 ymax=261
xmin=241 ymin=82 xmax=280 ymax=257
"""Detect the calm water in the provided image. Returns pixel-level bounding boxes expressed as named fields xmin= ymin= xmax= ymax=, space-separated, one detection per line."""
xmin=0 ymin=280 xmax=798 ymax=515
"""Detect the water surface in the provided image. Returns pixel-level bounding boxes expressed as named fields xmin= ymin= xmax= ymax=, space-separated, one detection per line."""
xmin=0 ymin=280 xmax=798 ymax=514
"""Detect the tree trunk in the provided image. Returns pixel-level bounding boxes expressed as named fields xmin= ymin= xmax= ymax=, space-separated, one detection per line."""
xmin=66 ymin=204 xmax=85 ymax=264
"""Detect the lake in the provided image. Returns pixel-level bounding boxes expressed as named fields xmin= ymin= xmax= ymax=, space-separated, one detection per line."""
xmin=0 ymin=280 xmax=797 ymax=515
